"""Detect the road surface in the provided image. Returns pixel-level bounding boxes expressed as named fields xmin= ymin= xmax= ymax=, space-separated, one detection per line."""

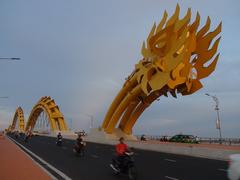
xmin=8 ymin=134 xmax=228 ymax=180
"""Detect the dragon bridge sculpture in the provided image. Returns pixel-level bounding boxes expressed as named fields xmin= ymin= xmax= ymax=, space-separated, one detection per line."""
xmin=9 ymin=107 xmax=25 ymax=132
xmin=8 ymin=96 xmax=68 ymax=133
xmin=101 ymin=5 xmax=222 ymax=135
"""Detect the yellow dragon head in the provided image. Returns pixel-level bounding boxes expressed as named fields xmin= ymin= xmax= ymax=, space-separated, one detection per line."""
xmin=135 ymin=4 xmax=221 ymax=97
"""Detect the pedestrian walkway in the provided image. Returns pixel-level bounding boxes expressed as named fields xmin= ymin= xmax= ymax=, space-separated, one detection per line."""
xmin=0 ymin=135 xmax=51 ymax=180
xmin=139 ymin=140 xmax=240 ymax=151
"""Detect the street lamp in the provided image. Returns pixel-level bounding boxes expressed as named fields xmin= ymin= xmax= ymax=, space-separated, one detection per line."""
xmin=205 ymin=93 xmax=222 ymax=144
xmin=86 ymin=114 xmax=94 ymax=129
xmin=0 ymin=57 xmax=21 ymax=61
xmin=67 ymin=118 xmax=73 ymax=131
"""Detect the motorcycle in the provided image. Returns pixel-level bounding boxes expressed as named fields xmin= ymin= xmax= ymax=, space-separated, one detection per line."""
xmin=73 ymin=142 xmax=86 ymax=156
xmin=14 ymin=132 xmax=19 ymax=139
xmin=24 ymin=132 xmax=31 ymax=143
xmin=56 ymin=137 xmax=62 ymax=146
xmin=110 ymin=151 xmax=137 ymax=180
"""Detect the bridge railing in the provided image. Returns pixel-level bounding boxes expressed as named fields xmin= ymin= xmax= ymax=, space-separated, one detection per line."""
xmin=198 ymin=137 xmax=240 ymax=146
xmin=136 ymin=135 xmax=240 ymax=145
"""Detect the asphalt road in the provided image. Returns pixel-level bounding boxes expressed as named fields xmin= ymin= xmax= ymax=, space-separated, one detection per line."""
xmin=8 ymin=134 xmax=228 ymax=180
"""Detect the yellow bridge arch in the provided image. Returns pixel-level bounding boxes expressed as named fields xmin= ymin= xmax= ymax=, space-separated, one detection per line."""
xmin=9 ymin=107 xmax=25 ymax=132
xmin=9 ymin=96 xmax=68 ymax=133
xmin=25 ymin=96 xmax=68 ymax=132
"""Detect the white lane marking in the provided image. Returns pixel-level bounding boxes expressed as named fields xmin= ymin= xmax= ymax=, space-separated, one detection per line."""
xmin=62 ymin=146 xmax=67 ymax=150
xmin=165 ymin=176 xmax=179 ymax=180
xmin=7 ymin=137 xmax=57 ymax=180
xmin=8 ymin=136 xmax=72 ymax=180
xmin=91 ymin=155 xmax=99 ymax=158
xmin=164 ymin=159 xmax=177 ymax=162
xmin=218 ymin=168 xmax=227 ymax=172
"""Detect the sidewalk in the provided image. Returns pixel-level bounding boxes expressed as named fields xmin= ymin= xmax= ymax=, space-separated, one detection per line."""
xmin=138 ymin=140 xmax=240 ymax=151
xmin=0 ymin=135 xmax=51 ymax=180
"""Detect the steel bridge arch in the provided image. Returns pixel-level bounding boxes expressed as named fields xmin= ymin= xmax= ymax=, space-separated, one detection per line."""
xmin=25 ymin=96 xmax=68 ymax=132
xmin=10 ymin=107 xmax=25 ymax=131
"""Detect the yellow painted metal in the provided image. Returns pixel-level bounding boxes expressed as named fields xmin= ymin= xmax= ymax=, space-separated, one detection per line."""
xmin=25 ymin=96 xmax=68 ymax=132
xmin=101 ymin=4 xmax=222 ymax=135
xmin=102 ymin=74 xmax=138 ymax=129
xmin=123 ymin=91 xmax=161 ymax=134
xmin=118 ymin=100 xmax=141 ymax=130
xmin=10 ymin=107 xmax=25 ymax=132
xmin=105 ymin=85 xmax=142 ymax=133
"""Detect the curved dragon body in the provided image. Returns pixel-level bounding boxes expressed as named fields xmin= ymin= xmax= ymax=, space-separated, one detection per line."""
xmin=9 ymin=96 xmax=68 ymax=133
xmin=25 ymin=96 xmax=68 ymax=132
xmin=9 ymin=107 xmax=25 ymax=132
xmin=102 ymin=5 xmax=222 ymax=135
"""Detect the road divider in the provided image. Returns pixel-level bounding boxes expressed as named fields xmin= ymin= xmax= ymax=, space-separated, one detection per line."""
xmin=165 ymin=175 xmax=179 ymax=180
xmin=218 ymin=168 xmax=227 ymax=172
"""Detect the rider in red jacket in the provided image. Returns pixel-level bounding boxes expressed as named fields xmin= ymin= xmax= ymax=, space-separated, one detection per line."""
xmin=116 ymin=137 xmax=128 ymax=156
xmin=111 ymin=137 xmax=129 ymax=171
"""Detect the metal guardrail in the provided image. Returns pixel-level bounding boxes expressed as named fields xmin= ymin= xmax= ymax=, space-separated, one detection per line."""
xmin=198 ymin=137 xmax=240 ymax=146
xmin=136 ymin=135 xmax=240 ymax=145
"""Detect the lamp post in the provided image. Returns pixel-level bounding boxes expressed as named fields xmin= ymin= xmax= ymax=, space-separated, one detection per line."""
xmin=205 ymin=93 xmax=222 ymax=144
xmin=68 ymin=118 xmax=73 ymax=131
xmin=87 ymin=115 xmax=94 ymax=129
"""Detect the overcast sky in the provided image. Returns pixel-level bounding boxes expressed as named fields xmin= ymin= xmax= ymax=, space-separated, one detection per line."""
xmin=0 ymin=0 xmax=239 ymax=138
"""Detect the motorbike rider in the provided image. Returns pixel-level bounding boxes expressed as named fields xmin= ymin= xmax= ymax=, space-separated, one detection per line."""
xmin=111 ymin=137 xmax=129 ymax=171
xmin=74 ymin=134 xmax=86 ymax=155
xmin=24 ymin=130 xmax=31 ymax=142
xmin=57 ymin=132 xmax=62 ymax=139
xmin=56 ymin=132 xmax=63 ymax=145
xmin=14 ymin=130 xmax=20 ymax=139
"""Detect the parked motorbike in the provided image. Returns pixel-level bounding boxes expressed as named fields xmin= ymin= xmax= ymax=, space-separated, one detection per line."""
xmin=110 ymin=151 xmax=137 ymax=180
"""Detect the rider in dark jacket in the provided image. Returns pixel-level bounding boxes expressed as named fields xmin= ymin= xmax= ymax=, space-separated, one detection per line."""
xmin=57 ymin=132 xmax=62 ymax=140
xmin=56 ymin=132 xmax=63 ymax=145
xmin=74 ymin=134 xmax=86 ymax=155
